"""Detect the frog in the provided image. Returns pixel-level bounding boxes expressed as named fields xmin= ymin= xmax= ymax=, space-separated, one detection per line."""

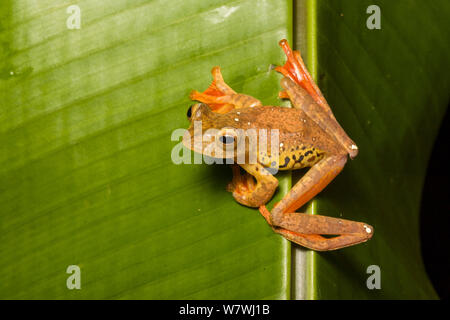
xmin=182 ymin=39 xmax=373 ymax=251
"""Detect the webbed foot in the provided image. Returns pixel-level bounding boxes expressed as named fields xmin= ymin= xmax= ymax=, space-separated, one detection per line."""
xmin=275 ymin=39 xmax=326 ymax=107
xmin=190 ymin=66 xmax=262 ymax=114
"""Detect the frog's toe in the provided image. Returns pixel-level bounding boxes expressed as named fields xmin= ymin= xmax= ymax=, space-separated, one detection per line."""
xmin=278 ymin=90 xmax=289 ymax=99
xmin=232 ymin=191 xmax=265 ymax=208
xmin=227 ymin=172 xmax=256 ymax=195
xmin=190 ymin=66 xmax=238 ymax=113
xmin=275 ymin=39 xmax=305 ymax=83
xmin=228 ymin=173 xmax=265 ymax=208
xmin=275 ymin=39 xmax=325 ymax=104
xmin=231 ymin=179 xmax=277 ymax=208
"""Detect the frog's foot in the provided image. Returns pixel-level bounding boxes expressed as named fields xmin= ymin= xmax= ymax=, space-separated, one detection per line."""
xmin=275 ymin=39 xmax=327 ymax=107
xmin=190 ymin=66 xmax=235 ymax=113
xmin=227 ymin=164 xmax=278 ymax=208
xmin=226 ymin=165 xmax=257 ymax=202
xmin=190 ymin=66 xmax=262 ymax=114
xmin=259 ymin=206 xmax=373 ymax=251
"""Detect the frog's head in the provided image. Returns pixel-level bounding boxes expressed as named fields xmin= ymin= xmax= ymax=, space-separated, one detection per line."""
xmin=182 ymin=103 xmax=243 ymax=160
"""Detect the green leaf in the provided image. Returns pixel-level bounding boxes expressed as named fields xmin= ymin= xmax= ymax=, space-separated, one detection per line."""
xmin=0 ymin=0 xmax=292 ymax=299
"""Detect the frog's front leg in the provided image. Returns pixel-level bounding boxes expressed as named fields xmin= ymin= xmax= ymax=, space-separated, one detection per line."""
xmin=190 ymin=66 xmax=262 ymax=114
xmin=260 ymin=155 xmax=373 ymax=251
xmin=227 ymin=163 xmax=278 ymax=208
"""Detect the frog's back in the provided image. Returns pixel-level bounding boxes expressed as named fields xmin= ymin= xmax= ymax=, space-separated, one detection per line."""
xmin=232 ymin=106 xmax=346 ymax=170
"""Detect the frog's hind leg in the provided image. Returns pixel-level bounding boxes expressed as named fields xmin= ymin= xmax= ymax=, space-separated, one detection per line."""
xmin=275 ymin=39 xmax=358 ymax=159
xmin=259 ymin=154 xmax=373 ymax=250
xmin=259 ymin=206 xmax=372 ymax=251
xmin=190 ymin=66 xmax=262 ymax=114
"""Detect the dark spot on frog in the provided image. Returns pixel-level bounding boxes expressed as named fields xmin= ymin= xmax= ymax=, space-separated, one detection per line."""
xmin=296 ymin=155 xmax=304 ymax=163
xmin=304 ymin=150 xmax=313 ymax=157
xmin=279 ymin=156 xmax=291 ymax=168
xmin=308 ymin=156 xmax=316 ymax=162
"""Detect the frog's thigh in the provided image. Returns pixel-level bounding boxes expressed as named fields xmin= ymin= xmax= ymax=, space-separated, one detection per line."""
xmin=231 ymin=163 xmax=278 ymax=207
xmin=271 ymin=154 xmax=347 ymax=224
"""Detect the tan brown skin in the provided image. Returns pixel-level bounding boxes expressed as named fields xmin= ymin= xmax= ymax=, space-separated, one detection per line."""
xmin=183 ymin=40 xmax=373 ymax=251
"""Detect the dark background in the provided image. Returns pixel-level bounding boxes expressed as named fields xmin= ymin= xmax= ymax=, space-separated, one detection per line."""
xmin=421 ymin=105 xmax=450 ymax=300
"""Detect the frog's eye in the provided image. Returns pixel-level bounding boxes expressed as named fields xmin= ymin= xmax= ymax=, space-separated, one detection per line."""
xmin=187 ymin=105 xmax=194 ymax=119
xmin=216 ymin=128 xmax=238 ymax=146
xmin=219 ymin=135 xmax=235 ymax=144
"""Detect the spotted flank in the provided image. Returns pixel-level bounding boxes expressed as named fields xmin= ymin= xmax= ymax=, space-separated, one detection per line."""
xmin=258 ymin=145 xmax=325 ymax=171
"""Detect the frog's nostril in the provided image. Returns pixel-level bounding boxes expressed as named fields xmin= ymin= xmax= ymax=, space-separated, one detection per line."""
xmin=187 ymin=105 xmax=194 ymax=118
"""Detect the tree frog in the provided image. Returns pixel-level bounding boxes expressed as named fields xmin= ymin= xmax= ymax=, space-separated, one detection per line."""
xmin=183 ymin=39 xmax=373 ymax=251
